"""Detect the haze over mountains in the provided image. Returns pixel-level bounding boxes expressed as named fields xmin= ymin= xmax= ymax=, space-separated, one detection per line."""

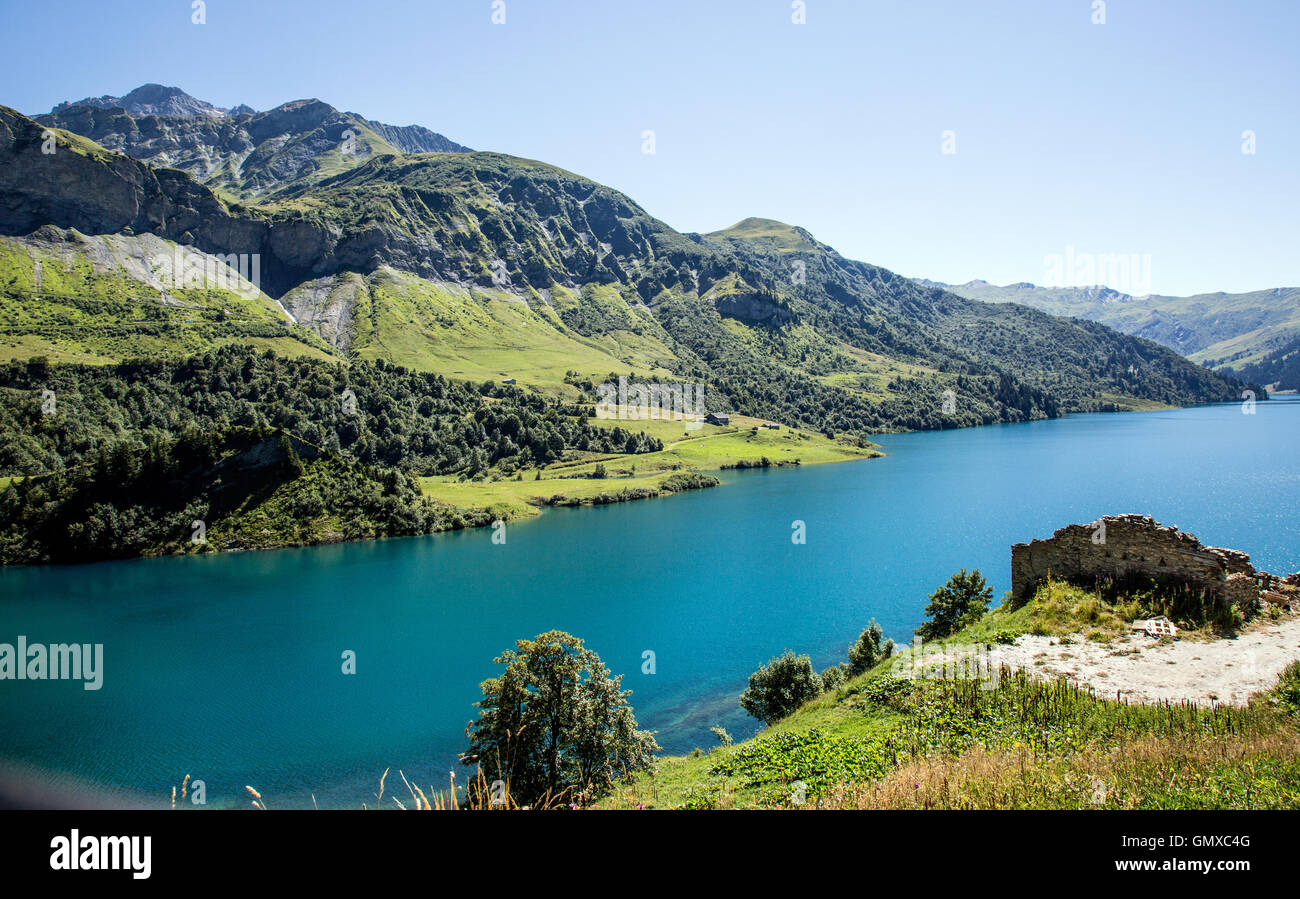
xmin=0 ymin=85 xmax=1265 ymax=439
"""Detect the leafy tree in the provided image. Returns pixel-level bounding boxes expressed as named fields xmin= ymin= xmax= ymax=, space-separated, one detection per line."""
xmin=462 ymin=631 xmax=657 ymax=807
xmin=739 ymin=650 xmax=823 ymax=725
xmin=847 ymin=619 xmax=894 ymax=675
xmin=915 ymin=569 xmax=993 ymax=640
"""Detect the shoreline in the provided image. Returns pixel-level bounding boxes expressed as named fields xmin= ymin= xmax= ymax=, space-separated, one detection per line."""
xmin=8 ymin=398 xmax=1296 ymax=570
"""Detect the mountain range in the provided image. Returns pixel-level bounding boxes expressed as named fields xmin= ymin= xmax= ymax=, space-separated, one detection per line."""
xmin=0 ymin=86 xmax=1265 ymax=440
xmin=921 ymin=279 xmax=1300 ymax=390
xmin=37 ymin=84 xmax=471 ymax=200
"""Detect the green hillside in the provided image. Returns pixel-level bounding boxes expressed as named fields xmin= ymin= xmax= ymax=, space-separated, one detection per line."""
xmin=0 ymin=96 xmax=1272 ymax=567
xmin=0 ymin=425 xmax=495 ymax=565
xmin=0 ymin=228 xmax=333 ymax=363
xmin=597 ymin=579 xmax=1300 ymax=810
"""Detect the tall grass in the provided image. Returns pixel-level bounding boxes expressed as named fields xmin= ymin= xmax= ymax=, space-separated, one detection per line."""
xmin=171 ymin=765 xmax=601 ymax=810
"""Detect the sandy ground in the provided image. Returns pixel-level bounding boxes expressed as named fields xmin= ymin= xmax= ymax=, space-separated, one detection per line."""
xmin=978 ymin=613 xmax=1300 ymax=706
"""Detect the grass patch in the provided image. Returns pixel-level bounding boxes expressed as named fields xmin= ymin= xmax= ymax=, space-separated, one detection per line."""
xmin=419 ymin=416 xmax=876 ymax=517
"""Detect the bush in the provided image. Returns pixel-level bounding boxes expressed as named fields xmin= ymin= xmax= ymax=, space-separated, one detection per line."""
xmin=820 ymin=664 xmax=848 ymax=691
xmin=859 ymin=675 xmax=916 ymax=705
xmin=848 ymin=619 xmax=894 ymax=675
xmin=916 ymin=569 xmax=993 ymax=640
xmin=739 ymin=650 xmax=823 ymax=725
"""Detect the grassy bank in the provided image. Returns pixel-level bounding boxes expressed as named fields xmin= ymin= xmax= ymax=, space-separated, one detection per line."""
xmin=596 ymin=581 xmax=1300 ymax=810
xmin=419 ymin=413 xmax=879 ymax=521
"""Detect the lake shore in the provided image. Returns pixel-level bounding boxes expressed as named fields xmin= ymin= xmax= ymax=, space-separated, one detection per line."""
xmin=418 ymin=412 xmax=881 ymax=522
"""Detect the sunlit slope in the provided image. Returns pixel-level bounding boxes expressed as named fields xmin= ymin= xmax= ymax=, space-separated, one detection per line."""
xmin=281 ymin=268 xmax=679 ymax=394
xmin=0 ymin=228 xmax=333 ymax=363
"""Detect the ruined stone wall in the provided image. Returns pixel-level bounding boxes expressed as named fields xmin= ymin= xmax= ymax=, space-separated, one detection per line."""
xmin=1010 ymin=514 xmax=1260 ymax=610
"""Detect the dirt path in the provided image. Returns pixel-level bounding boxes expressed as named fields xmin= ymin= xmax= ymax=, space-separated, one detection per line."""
xmin=982 ymin=614 xmax=1300 ymax=706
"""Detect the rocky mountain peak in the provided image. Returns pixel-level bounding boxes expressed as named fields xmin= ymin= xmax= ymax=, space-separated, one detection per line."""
xmin=51 ymin=83 xmax=229 ymax=118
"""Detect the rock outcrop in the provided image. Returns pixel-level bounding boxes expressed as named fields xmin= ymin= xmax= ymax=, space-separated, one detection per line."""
xmin=37 ymin=89 xmax=470 ymax=200
xmin=1011 ymin=514 xmax=1265 ymax=611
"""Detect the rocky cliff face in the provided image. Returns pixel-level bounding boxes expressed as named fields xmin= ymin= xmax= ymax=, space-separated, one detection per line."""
xmin=1 ymin=106 xmax=259 ymax=241
xmin=710 ymin=290 xmax=795 ymax=325
xmin=37 ymin=87 xmax=470 ymax=200
xmin=359 ymin=118 xmax=469 ymax=154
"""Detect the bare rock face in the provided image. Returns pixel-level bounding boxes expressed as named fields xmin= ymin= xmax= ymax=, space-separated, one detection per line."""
xmin=712 ymin=291 xmax=796 ymax=325
xmin=51 ymin=84 xmax=231 ymax=119
xmin=37 ymin=89 xmax=470 ymax=201
xmin=1010 ymin=514 xmax=1264 ymax=611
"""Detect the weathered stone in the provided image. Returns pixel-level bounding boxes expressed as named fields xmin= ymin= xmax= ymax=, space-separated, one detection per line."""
xmin=1010 ymin=514 xmax=1262 ymax=611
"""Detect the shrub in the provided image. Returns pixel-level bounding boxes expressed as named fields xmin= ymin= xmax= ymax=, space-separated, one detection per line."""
xmin=820 ymin=664 xmax=848 ymax=691
xmin=859 ymin=675 xmax=917 ymax=705
xmin=916 ymin=569 xmax=993 ymax=640
xmin=1272 ymin=662 xmax=1300 ymax=715
xmin=848 ymin=619 xmax=894 ymax=675
xmin=739 ymin=650 xmax=823 ymax=725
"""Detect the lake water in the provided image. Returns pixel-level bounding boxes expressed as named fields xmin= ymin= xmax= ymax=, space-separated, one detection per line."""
xmin=2 ymin=398 xmax=1298 ymax=808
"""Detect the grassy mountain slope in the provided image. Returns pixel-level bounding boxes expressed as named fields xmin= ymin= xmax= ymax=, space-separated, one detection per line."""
xmin=707 ymin=219 xmax=1251 ymax=415
xmin=1233 ymin=332 xmax=1300 ymax=391
xmin=0 ymin=226 xmax=332 ymax=363
xmin=280 ymin=268 xmax=678 ymax=395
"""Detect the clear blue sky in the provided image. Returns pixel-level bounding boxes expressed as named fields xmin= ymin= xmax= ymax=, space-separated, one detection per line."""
xmin=1 ymin=0 xmax=1296 ymax=295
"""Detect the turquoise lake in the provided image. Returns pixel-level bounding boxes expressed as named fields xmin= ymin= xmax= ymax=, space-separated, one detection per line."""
xmin=2 ymin=398 xmax=1298 ymax=808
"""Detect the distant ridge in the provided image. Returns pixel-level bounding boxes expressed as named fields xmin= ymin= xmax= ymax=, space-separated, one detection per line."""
xmin=920 ymin=278 xmax=1300 ymax=375
xmin=50 ymin=83 xmax=235 ymax=119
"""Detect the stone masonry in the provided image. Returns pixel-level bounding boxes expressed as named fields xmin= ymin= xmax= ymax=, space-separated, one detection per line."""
xmin=1010 ymin=514 xmax=1263 ymax=611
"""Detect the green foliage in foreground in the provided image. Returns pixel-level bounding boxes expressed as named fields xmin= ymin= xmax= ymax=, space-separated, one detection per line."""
xmin=710 ymin=728 xmax=895 ymax=803
xmin=674 ymin=667 xmax=1300 ymax=809
xmin=598 ymin=575 xmax=1300 ymax=810
xmin=462 ymin=631 xmax=658 ymax=807
xmin=1274 ymin=662 xmax=1300 ymax=716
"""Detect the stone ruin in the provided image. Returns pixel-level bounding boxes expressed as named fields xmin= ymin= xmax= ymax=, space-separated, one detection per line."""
xmin=1010 ymin=514 xmax=1274 ymax=612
